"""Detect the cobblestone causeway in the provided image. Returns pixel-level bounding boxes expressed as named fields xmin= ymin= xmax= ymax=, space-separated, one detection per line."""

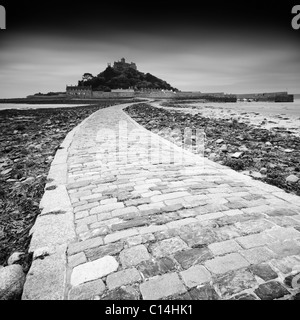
xmin=34 ymin=102 xmax=300 ymax=300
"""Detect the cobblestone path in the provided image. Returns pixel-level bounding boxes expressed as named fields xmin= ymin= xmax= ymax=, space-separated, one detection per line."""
xmin=60 ymin=103 xmax=300 ymax=300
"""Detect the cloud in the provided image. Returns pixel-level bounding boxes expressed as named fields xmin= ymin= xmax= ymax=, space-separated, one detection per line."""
xmin=0 ymin=10 xmax=300 ymax=98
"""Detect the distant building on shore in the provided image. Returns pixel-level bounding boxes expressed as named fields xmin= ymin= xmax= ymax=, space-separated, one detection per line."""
xmin=66 ymin=85 xmax=92 ymax=98
xmin=65 ymin=85 xmax=237 ymax=101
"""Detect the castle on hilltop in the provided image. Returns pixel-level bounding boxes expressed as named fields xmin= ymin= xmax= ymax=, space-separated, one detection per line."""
xmin=108 ymin=57 xmax=137 ymax=71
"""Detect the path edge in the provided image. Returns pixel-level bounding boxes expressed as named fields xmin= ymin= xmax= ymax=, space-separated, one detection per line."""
xmin=21 ymin=110 xmax=98 ymax=300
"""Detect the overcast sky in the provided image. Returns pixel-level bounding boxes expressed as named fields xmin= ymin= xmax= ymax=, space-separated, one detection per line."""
xmin=0 ymin=1 xmax=299 ymax=98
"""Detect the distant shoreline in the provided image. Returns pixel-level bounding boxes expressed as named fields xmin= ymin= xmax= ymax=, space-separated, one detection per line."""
xmin=0 ymin=97 xmax=137 ymax=104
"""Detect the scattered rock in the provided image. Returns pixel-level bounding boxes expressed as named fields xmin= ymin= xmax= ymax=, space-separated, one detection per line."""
xmin=0 ymin=168 xmax=12 ymax=175
xmin=0 ymin=265 xmax=25 ymax=300
xmin=239 ymin=145 xmax=248 ymax=152
xmin=286 ymin=175 xmax=299 ymax=183
xmin=208 ymin=153 xmax=217 ymax=161
xmin=220 ymin=144 xmax=228 ymax=152
xmin=7 ymin=252 xmax=24 ymax=265
xmin=231 ymin=152 xmax=243 ymax=159
xmin=216 ymin=139 xmax=224 ymax=144
xmin=260 ymin=167 xmax=268 ymax=174
xmin=250 ymin=171 xmax=263 ymax=179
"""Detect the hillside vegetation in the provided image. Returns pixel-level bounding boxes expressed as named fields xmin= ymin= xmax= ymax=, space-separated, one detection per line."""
xmin=78 ymin=66 xmax=178 ymax=91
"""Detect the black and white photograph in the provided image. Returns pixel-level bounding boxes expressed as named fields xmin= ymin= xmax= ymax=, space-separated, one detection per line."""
xmin=0 ymin=0 xmax=300 ymax=307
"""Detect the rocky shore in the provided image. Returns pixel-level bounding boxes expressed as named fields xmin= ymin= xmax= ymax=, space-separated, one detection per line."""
xmin=0 ymin=101 xmax=129 ymax=299
xmin=125 ymin=103 xmax=300 ymax=196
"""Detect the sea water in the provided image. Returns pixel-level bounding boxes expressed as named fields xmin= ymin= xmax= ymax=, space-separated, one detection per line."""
xmin=0 ymin=103 xmax=88 ymax=111
xmin=188 ymin=99 xmax=300 ymax=118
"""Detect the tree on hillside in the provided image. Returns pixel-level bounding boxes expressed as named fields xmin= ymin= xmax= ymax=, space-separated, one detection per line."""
xmin=82 ymin=73 xmax=93 ymax=82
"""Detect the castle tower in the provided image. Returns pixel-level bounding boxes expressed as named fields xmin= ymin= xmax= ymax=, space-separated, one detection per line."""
xmin=121 ymin=58 xmax=125 ymax=63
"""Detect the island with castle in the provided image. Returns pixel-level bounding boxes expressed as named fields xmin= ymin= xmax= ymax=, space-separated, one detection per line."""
xmin=65 ymin=58 xmax=293 ymax=102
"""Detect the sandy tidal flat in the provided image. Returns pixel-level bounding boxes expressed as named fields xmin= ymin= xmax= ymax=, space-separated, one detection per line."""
xmin=157 ymin=100 xmax=300 ymax=137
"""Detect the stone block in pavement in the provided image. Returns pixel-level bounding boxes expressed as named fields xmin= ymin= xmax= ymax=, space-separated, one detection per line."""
xmin=267 ymin=216 xmax=300 ymax=228
xmin=213 ymin=269 xmax=258 ymax=299
xmin=230 ymin=293 xmax=257 ymax=300
xmin=68 ymin=237 xmax=103 ymax=255
xmin=101 ymin=286 xmax=140 ymax=300
xmin=180 ymin=265 xmax=211 ymax=288
xmin=266 ymin=208 xmax=298 ymax=217
xmin=178 ymin=227 xmax=219 ymax=247
xmin=205 ymin=253 xmax=249 ymax=274
xmin=111 ymin=206 xmax=138 ymax=218
xmin=208 ymin=239 xmax=242 ymax=256
xmin=104 ymin=229 xmax=139 ymax=244
xmin=140 ymin=272 xmax=186 ymax=300
xmin=172 ymin=291 xmax=193 ymax=300
xmin=111 ymin=218 xmax=148 ymax=232
xmin=68 ymin=252 xmax=87 ymax=268
xmin=137 ymin=257 xmax=176 ymax=278
xmin=71 ymin=255 xmax=118 ymax=286
xmin=85 ymin=242 xmax=124 ymax=261
xmin=119 ymin=245 xmax=150 ymax=267
xmin=269 ymin=255 xmax=300 ymax=274
xmin=215 ymin=225 xmax=243 ymax=241
xmin=189 ymin=284 xmax=220 ymax=300
xmin=68 ymin=279 xmax=105 ymax=300
xmin=265 ymin=226 xmax=300 ymax=242
xmin=150 ymin=237 xmax=188 ymax=257
xmin=75 ymin=215 xmax=97 ymax=226
xmin=106 ymin=268 xmax=141 ymax=290
xmin=240 ymin=246 xmax=276 ymax=264
xmin=22 ymin=248 xmax=66 ymax=300
xmin=174 ymin=247 xmax=213 ymax=269
xmin=254 ymin=281 xmax=290 ymax=300
xmin=236 ymin=233 xmax=275 ymax=249
xmin=267 ymin=240 xmax=300 ymax=257
xmin=151 ymin=191 xmax=190 ymax=203
xmin=90 ymin=202 xmax=124 ymax=215
xmin=125 ymin=198 xmax=151 ymax=207
xmin=248 ymin=263 xmax=278 ymax=281
xmin=234 ymin=219 xmax=275 ymax=236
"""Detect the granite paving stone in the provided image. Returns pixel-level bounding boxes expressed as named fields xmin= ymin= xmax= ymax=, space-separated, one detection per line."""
xmin=70 ymin=255 xmax=119 ymax=286
xmin=205 ymin=253 xmax=250 ymax=274
xmin=254 ymin=281 xmax=290 ymax=300
xmin=119 ymin=244 xmax=151 ymax=267
xmin=180 ymin=265 xmax=212 ymax=288
xmin=150 ymin=237 xmax=188 ymax=257
xmin=68 ymin=279 xmax=105 ymax=300
xmin=106 ymin=268 xmax=141 ymax=290
xmin=213 ymin=269 xmax=258 ymax=299
xmin=188 ymin=284 xmax=220 ymax=300
xmin=240 ymin=246 xmax=276 ymax=264
xmin=174 ymin=247 xmax=213 ymax=269
xmin=248 ymin=263 xmax=278 ymax=281
xmin=139 ymin=272 xmax=186 ymax=300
